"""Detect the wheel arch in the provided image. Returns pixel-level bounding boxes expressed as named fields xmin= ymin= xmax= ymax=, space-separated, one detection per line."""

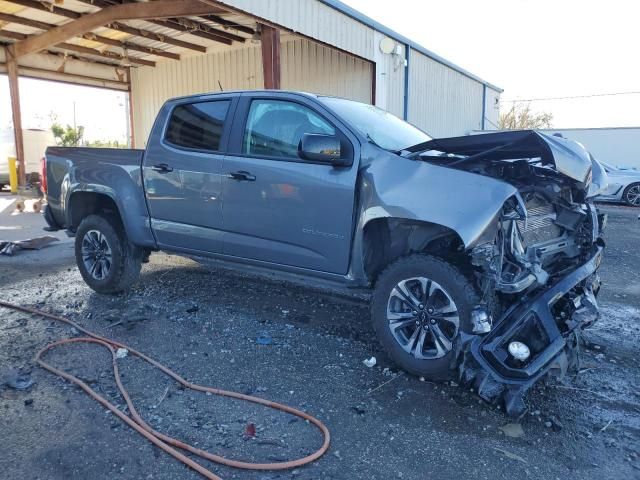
xmin=66 ymin=189 xmax=156 ymax=248
xmin=68 ymin=191 xmax=122 ymax=230
xmin=362 ymin=217 xmax=465 ymax=285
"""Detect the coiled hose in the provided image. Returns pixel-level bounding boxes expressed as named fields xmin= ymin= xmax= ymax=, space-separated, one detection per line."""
xmin=0 ymin=300 xmax=330 ymax=480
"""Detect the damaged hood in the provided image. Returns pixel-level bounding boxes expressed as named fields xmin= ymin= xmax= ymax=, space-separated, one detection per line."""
xmin=406 ymin=130 xmax=594 ymax=185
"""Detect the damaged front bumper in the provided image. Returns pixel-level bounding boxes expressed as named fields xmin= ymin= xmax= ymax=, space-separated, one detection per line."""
xmin=459 ymin=240 xmax=605 ymax=417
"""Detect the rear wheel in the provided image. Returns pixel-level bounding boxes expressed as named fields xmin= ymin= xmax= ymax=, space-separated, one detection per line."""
xmin=623 ymin=182 xmax=640 ymax=207
xmin=371 ymin=255 xmax=479 ymax=379
xmin=75 ymin=214 xmax=143 ymax=294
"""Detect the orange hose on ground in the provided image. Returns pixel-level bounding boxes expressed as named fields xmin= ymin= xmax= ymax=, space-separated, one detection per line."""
xmin=0 ymin=300 xmax=331 ymax=480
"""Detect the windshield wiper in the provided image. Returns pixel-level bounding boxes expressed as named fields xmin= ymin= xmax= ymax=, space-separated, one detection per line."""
xmin=366 ymin=134 xmax=406 ymax=155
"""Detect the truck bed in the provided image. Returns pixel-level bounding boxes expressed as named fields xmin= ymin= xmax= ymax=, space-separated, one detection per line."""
xmin=45 ymin=146 xmax=153 ymax=247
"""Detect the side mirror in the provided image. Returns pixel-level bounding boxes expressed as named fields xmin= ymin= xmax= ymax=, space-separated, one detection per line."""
xmin=298 ymin=133 xmax=348 ymax=166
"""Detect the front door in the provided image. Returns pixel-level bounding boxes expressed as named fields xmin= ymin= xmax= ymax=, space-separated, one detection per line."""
xmin=222 ymin=95 xmax=359 ymax=274
xmin=143 ymin=96 xmax=235 ymax=253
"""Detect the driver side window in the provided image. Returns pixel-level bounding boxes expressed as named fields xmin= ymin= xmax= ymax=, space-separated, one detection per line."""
xmin=242 ymin=99 xmax=335 ymax=159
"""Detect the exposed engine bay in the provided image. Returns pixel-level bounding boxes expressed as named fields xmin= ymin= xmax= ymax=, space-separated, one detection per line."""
xmin=470 ymin=160 xmax=602 ymax=297
xmin=405 ymin=130 xmax=608 ymax=416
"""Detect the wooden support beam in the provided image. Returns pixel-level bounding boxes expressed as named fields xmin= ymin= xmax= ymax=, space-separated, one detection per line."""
xmin=11 ymin=0 xmax=221 ymax=58
xmin=0 ymin=30 xmax=155 ymax=67
xmin=0 ymin=30 xmax=27 ymax=41
xmin=260 ymin=24 xmax=280 ymax=90
xmin=0 ymin=12 xmax=51 ymax=30
xmin=82 ymin=33 xmax=180 ymax=60
xmin=160 ymin=17 xmax=247 ymax=43
xmin=105 ymin=22 xmax=206 ymax=53
xmin=0 ymin=12 xmax=179 ymax=60
xmin=198 ymin=14 xmax=255 ymax=36
xmin=7 ymin=0 xmax=82 ymax=20
xmin=6 ymin=0 xmax=207 ymax=53
xmin=5 ymin=46 xmax=26 ymax=186
xmin=55 ymin=42 xmax=156 ymax=67
xmin=126 ymin=68 xmax=135 ymax=148
xmin=91 ymin=0 xmax=244 ymax=43
xmin=148 ymin=19 xmax=233 ymax=45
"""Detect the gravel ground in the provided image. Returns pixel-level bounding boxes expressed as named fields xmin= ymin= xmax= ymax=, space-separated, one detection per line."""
xmin=1 ymin=196 xmax=639 ymax=480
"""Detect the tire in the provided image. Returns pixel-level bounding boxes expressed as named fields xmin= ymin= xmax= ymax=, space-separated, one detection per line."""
xmin=371 ymin=254 xmax=480 ymax=379
xmin=75 ymin=214 xmax=143 ymax=294
xmin=622 ymin=182 xmax=640 ymax=207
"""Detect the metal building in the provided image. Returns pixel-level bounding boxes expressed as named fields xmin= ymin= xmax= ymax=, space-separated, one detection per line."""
xmin=0 ymin=0 xmax=501 ymax=182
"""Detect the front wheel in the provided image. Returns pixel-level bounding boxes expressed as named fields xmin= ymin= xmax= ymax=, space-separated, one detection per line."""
xmin=371 ymin=255 xmax=480 ymax=379
xmin=75 ymin=214 xmax=143 ymax=294
xmin=623 ymin=182 xmax=640 ymax=207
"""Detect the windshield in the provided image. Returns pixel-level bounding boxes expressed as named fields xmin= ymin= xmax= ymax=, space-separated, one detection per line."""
xmin=320 ymin=97 xmax=431 ymax=151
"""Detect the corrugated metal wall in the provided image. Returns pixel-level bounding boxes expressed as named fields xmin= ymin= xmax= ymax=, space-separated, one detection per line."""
xmin=484 ymin=87 xmax=501 ymax=130
xmin=131 ymin=46 xmax=263 ymax=146
xmin=372 ymin=31 xmax=405 ymax=119
xmin=281 ymin=38 xmax=372 ymax=104
xmin=130 ymin=0 xmax=501 ymax=144
xmin=407 ymin=50 xmax=485 ymax=138
xmin=219 ymin=0 xmax=375 ymax=61
xmin=131 ymin=38 xmax=372 ymax=147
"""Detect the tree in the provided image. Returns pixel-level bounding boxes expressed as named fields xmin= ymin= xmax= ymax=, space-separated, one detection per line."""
xmin=51 ymin=122 xmax=84 ymax=147
xmin=499 ymin=102 xmax=553 ymax=130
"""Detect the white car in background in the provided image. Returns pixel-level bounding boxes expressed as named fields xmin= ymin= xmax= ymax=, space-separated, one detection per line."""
xmin=596 ymin=161 xmax=640 ymax=207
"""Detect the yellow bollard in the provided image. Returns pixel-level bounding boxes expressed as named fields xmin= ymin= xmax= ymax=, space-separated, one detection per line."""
xmin=8 ymin=156 xmax=18 ymax=194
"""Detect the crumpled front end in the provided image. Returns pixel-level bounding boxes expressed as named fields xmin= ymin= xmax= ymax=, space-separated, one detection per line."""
xmin=460 ymin=239 xmax=604 ymax=416
xmin=413 ymin=131 xmax=609 ymax=416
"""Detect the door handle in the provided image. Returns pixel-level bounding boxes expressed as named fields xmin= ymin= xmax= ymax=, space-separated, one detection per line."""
xmin=228 ymin=170 xmax=256 ymax=181
xmin=151 ymin=163 xmax=173 ymax=173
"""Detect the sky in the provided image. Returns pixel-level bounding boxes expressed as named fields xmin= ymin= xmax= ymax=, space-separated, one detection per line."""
xmin=342 ymin=0 xmax=640 ymax=128
xmin=1 ymin=0 xmax=639 ymax=144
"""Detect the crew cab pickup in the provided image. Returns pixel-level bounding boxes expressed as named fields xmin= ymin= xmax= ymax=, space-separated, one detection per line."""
xmin=43 ymin=90 xmax=608 ymax=415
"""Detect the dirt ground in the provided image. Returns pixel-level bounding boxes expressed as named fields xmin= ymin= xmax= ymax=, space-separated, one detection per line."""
xmin=1 ymin=195 xmax=639 ymax=480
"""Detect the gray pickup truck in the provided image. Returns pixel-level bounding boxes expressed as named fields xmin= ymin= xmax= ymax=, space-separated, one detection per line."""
xmin=44 ymin=90 xmax=608 ymax=415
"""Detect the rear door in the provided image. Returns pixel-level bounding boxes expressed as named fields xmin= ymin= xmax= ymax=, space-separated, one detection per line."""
xmin=143 ymin=95 xmax=237 ymax=252
xmin=221 ymin=93 xmax=360 ymax=274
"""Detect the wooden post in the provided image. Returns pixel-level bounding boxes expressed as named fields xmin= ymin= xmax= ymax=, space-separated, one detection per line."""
xmin=126 ymin=67 xmax=135 ymax=148
xmin=6 ymin=46 xmax=26 ymax=186
xmin=260 ymin=24 xmax=281 ymax=90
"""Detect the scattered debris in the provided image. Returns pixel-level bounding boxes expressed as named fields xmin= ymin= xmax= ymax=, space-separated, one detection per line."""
xmin=256 ymin=332 xmax=273 ymax=345
xmin=0 ymin=236 xmax=59 ymax=256
xmin=3 ymin=369 xmax=34 ymax=390
xmin=499 ymin=423 xmax=525 ymax=438
xmin=363 ymin=356 xmax=376 ymax=368
xmin=153 ymin=385 xmax=170 ymax=409
xmin=186 ymin=305 xmax=199 ymax=314
xmin=600 ymin=420 xmax=613 ymax=432
xmin=24 ymin=398 xmax=33 ymax=406
xmin=493 ymin=447 xmax=528 ymax=464
xmin=549 ymin=416 xmax=563 ymax=432
xmin=244 ymin=422 xmax=256 ymax=438
xmin=115 ymin=348 xmax=129 ymax=359
xmin=367 ymin=372 xmax=405 ymax=395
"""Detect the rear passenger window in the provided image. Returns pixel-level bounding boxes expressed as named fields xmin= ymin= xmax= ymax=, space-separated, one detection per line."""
xmin=165 ymin=100 xmax=230 ymax=151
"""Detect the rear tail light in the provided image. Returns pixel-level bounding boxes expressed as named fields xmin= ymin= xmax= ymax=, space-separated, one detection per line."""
xmin=40 ymin=156 xmax=47 ymax=195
